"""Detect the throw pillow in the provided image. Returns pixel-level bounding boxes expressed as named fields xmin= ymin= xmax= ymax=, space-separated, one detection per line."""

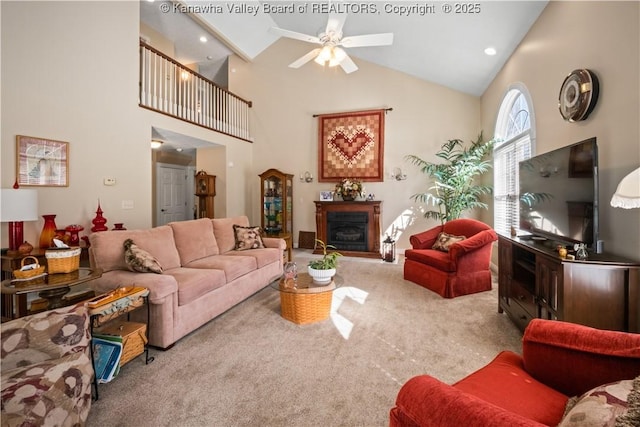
xmin=123 ymin=239 xmax=163 ymax=274
xmin=431 ymin=232 xmax=466 ymax=252
xmin=557 ymin=377 xmax=638 ymax=427
xmin=233 ymin=225 xmax=265 ymax=251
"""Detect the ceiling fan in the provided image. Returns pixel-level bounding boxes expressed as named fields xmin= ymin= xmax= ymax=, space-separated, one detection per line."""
xmin=269 ymin=14 xmax=393 ymax=74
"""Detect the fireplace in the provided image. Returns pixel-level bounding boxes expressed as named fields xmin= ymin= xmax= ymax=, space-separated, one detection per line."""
xmin=327 ymin=212 xmax=368 ymax=251
xmin=314 ymin=201 xmax=382 ymax=259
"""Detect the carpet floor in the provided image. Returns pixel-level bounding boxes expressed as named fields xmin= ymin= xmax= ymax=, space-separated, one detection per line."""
xmin=87 ymin=252 xmax=522 ymax=427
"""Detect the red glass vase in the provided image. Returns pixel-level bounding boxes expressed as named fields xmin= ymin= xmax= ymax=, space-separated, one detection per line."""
xmin=39 ymin=214 xmax=58 ymax=249
xmin=91 ymin=203 xmax=108 ymax=232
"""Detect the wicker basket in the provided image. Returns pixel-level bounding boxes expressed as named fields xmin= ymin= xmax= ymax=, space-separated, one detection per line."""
xmin=94 ymin=321 xmax=147 ymax=366
xmin=13 ymin=256 xmax=46 ymax=279
xmin=280 ymin=291 xmax=333 ymax=325
xmin=45 ymin=247 xmax=81 ymax=274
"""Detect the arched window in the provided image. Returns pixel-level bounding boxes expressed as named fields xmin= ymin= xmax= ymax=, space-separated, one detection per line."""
xmin=493 ymin=84 xmax=535 ymax=235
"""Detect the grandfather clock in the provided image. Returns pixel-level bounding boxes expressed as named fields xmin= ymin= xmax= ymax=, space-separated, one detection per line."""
xmin=195 ymin=171 xmax=216 ymax=219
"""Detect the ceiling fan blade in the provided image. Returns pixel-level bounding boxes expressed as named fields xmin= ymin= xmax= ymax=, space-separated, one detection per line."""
xmin=339 ymin=54 xmax=358 ymax=74
xmin=289 ymin=48 xmax=322 ymax=68
xmin=340 ymin=33 xmax=394 ymax=48
xmin=269 ymin=27 xmax=321 ymax=44
xmin=326 ymin=13 xmax=347 ymax=35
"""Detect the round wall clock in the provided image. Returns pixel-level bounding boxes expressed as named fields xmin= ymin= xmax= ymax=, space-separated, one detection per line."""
xmin=558 ymin=69 xmax=600 ymax=122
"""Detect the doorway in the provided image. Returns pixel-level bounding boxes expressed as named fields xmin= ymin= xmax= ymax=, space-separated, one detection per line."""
xmin=155 ymin=163 xmax=194 ymax=226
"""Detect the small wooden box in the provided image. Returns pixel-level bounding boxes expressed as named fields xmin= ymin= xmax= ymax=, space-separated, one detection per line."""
xmin=94 ymin=321 xmax=147 ymax=366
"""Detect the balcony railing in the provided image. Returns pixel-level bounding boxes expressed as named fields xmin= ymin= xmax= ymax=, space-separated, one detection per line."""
xmin=139 ymin=41 xmax=252 ymax=142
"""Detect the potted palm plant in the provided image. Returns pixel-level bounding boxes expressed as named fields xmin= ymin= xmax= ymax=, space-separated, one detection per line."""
xmin=405 ymin=133 xmax=494 ymax=223
xmin=308 ymin=239 xmax=342 ymax=284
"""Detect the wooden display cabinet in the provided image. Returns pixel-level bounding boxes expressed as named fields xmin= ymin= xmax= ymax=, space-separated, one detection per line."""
xmin=195 ymin=172 xmax=215 ymax=219
xmin=259 ymin=169 xmax=293 ymax=235
xmin=498 ymin=234 xmax=640 ymax=333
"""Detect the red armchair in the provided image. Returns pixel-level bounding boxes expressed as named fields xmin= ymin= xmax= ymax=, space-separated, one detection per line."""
xmin=404 ymin=218 xmax=497 ymax=298
xmin=390 ymin=319 xmax=640 ymax=427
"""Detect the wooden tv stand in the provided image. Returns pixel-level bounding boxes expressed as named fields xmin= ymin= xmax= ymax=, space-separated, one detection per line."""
xmin=498 ymin=234 xmax=640 ymax=333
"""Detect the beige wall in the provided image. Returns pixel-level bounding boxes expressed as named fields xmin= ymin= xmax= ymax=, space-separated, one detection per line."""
xmin=481 ymin=1 xmax=640 ymax=259
xmin=1 ymin=1 xmax=252 ymax=248
xmin=4 ymin=1 xmax=635 ymax=258
xmin=231 ymin=38 xmax=481 ymax=249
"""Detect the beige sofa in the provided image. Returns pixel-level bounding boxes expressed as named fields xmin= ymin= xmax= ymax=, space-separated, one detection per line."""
xmin=88 ymin=216 xmax=285 ymax=349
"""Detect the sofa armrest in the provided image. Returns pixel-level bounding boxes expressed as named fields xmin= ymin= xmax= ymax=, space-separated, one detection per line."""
xmin=523 ymin=319 xmax=640 ymax=397
xmin=1 ymin=303 xmax=90 ymax=368
xmin=409 ymin=226 xmax=443 ymax=249
xmin=448 ymin=229 xmax=498 ymax=259
xmin=263 ymin=237 xmax=286 ymax=251
xmin=391 ymin=375 xmax=545 ymax=427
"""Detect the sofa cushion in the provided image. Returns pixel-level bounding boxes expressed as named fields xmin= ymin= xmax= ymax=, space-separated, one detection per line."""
xmin=225 ymin=247 xmax=282 ymax=269
xmin=184 ymin=254 xmax=257 ymax=283
xmin=163 ymin=267 xmax=227 ymax=306
xmin=453 ymin=350 xmax=568 ymax=426
xmin=212 ymin=216 xmax=250 ymax=253
xmin=432 ymin=232 xmax=466 ymax=252
xmin=405 ymin=249 xmax=456 ymax=272
xmin=89 ymin=226 xmax=181 ymax=272
xmin=557 ymin=377 xmax=636 ymax=427
xmin=170 ymin=218 xmax=220 ymax=264
xmin=233 ymin=224 xmax=265 ymax=251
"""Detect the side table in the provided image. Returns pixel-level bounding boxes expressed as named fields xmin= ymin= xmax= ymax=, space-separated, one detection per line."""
xmin=271 ymin=272 xmax=341 ymax=324
xmin=1 ymin=248 xmax=90 ymax=318
xmin=88 ymin=287 xmax=154 ymax=400
xmin=1 ymin=267 xmax=102 ymax=319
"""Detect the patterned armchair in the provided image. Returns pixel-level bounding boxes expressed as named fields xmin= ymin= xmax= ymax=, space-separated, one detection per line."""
xmin=1 ymin=303 xmax=93 ymax=426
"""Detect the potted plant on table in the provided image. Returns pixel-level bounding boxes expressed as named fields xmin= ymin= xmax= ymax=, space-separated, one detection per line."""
xmin=308 ymin=239 xmax=342 ymax=285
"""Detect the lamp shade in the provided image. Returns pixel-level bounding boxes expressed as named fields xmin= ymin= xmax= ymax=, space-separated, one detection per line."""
xmin=1 ymin=189 xmax=39 ymax=222
xmin=610 ymin=167 xmax=640 ymax=209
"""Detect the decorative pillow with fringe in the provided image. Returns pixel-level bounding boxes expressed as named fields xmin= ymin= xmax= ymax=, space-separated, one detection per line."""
xmin=431 ymin=232 xmax=466 ymax=252
xmin=233 ymin=225 xmax=265 ymax=251
xmin=558 ymin=376 xmax=639 ymax=427
xmin=123 ymin=239 xmax=163 ymax=274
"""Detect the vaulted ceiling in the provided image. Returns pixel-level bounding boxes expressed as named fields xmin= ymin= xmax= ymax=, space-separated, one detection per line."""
xmin=141 ymin=0 xmax=548 ymax=96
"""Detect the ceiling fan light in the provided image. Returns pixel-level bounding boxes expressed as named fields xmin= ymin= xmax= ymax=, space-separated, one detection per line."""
xmin=318 ymin=46 xmax=333 ymax=62
xmin=314 ymin=55 xmax=326 ymax=66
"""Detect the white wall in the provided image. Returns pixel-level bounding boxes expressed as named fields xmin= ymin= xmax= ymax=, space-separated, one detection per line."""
xmin=1 ymin=1 xmax=251 ymax=247
xmin=481 ymin=1 xmax=640 ymax=259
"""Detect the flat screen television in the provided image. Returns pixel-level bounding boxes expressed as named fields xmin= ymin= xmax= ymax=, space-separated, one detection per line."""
xmin=519 ymin=137 xmax=598 ymax=249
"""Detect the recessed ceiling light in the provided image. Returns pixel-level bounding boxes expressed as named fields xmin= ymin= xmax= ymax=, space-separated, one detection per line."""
xmin=176 ymin=148 xmax=183 ymax=152
xmin=484 ymin=47 xmax=497 ymax=56
xmin=200 ymin=36 xmax=207 ymax=43
xmin=206 ymin=55 xmax=213 ymax=60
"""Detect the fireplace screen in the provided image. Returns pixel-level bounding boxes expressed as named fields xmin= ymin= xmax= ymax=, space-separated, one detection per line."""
xmin=327 ymin=212 xmax=369 ymax=251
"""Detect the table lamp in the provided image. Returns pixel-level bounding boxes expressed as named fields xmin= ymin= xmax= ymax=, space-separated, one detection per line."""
xmin=1 ymin=188 xmax=39 ymax=252
xmin=610 ymin=167 xmax=640 ymax=209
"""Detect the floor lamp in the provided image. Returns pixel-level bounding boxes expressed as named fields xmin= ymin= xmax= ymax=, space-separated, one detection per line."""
xmin=610 ymin=167 xmax=640 ymax=209
xmin=1 ymin=189 xmax=39 ymax=253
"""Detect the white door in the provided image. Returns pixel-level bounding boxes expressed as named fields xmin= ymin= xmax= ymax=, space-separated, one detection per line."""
xmin=157 ymin=164 xmax=187 ymax=226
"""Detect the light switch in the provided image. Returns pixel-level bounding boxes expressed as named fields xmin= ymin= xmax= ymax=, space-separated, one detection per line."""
xmin=103 ymin=177 xmax=116 ymax=186
xmin=121 ymin=200 xmax=134 ymax=210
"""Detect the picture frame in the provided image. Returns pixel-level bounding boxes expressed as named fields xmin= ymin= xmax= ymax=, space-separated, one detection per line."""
xmin=16 ymin=135 xmax=69 ymax=187
xmin=319 ymin=191 xmax=334 ymax=201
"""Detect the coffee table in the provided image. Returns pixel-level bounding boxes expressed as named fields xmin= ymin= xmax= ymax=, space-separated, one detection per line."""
xmin=271 ymin=272 xmax=341 ymax=325
xmin=1 ymin=268 xmax=103 ymax=318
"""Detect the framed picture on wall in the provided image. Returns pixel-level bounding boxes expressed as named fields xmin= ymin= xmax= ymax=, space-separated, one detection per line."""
xmin=319 ymin=191 xmax=334 ymax=201
xmin=16 ymin=135 xmax=69 ymax=187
